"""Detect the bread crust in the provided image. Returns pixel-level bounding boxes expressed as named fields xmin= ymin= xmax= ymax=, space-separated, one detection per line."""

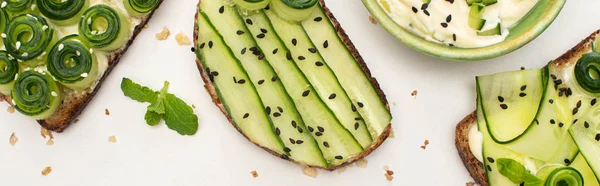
xmin=193 ymin=0 xmax=392 ymax=170
xmin=456 ymin=30 xmax=600 ymax=185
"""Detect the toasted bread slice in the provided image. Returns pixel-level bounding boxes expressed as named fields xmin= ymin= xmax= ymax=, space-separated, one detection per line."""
xmin=455 ymin=30 xmax=600 ymax=185
xmin=1 ymin=1 xmax=164 ymax=132
xmin=193 ymin=0 xmax=392 ymax=170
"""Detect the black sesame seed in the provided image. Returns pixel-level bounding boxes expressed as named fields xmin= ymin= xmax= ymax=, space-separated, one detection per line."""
xmin=273 ymin=112 xmax=281 ymax=117
xmin=519 ymin=93 xmax=527 ymax=97
xmin=237 ymin=30 xmax=244 ymax=35
xmin=498 ymin=96 xmax=504 ymax=102
xmin=592 ymin=99 xmax=597 ymax=106
xmin=351 ymin=104 xmax=357 ymax=112
xmin=281 ymin=154 xmax=289 ymax=160
xmin=302 ymin=90 xmax=310 ymax=97
xmin=258 ymin=54 xmax=264 ymax=60
xmin=357 ymin=102 xmax=364 ymax=108
xmin=446 ymin=0 xmax=454 ymax=3
xmin=500 ymin=104 xmax=508 ymax=109
xmin=329 ymin=93 xmax=336 ymax=99
xmin=266 ymin=106 xmax=271 ymax=115
xmin=449 ymin=43 xmax=454 ymax=47
xmin=297 ymin=127 xmax=303 ymax=133
xmin=315 ymin=61 xmax=323 ymax=66
xmin=585 ymin=121 xmax=590 ymax=128
xmin=219 ymin=6 xmax=224 ymax=13
xmin=243 ymin=113 xmax=249 ymax=119
xmin=246 ymin=19 xmax=253 ymax=25
xmin=317 ymin=126 xmax=324 ymax=132
xmin=452 ymin=33 xmax=457 ymax=41
xmin=564 ymin=159 xmax=571 ymax=164
xmin=423 ymin=10 xmax=430 ymax=16
xmin=286 ymin=53 xmax=292 ymax=60
xmin=559 ymin=91 xmax=564 ymax=97
xmin=446 ymin=14 xmax=452 ymax=23
xmin=335 ymin=155 xmax=343 ymax=160
xmin=574 ymin=119 xmax=578 ymax=124
xmin=559 ymin=122 xmax=564 ymax=127
xmin=550 ymin=119 xmax=556 ymax=124
xmin=521 ymin=85 xmax=527 ymax=91
xmin=210 ymin=71 xmax=219 ymax=76
xmin=323 ymin=141 xmax=330 ymax=147
xmin=289 ymin=138 xmax=296 ymax=144
xmin=258 ymin=80 xmax=264 ymax=85
xmin=257 ymin=34 xmax=265 ymax=38
xmin=308 ymin=126 xmax=314 ymax=132
xmin=241 ymin=48 xmax=246 ymax=54
xmin=566 ymin=88 xmax=572 ymax=96
xmin=190 ymin=47 xmax=195 ymax=52
xmin=298 ymin=56 xmax=305 ymax=60
xmin=323 ymin=40 xmax=329 ymax=48
xmin=314 ymin=17 xmax=323 ymax=22
xmin=284 ymin=147 xmax=291 ymax=152
xmin=577 ymin=100 xmax=582 ymax=108
xmin=554 ymin=79 xmax=562 ymax=85
xmin=238 ymin=79 xmax=246 ymax=84
xmin=355 ymin=117 xmax=362 ymax=121
xmin=292 ymin=38 xmax=297 ymax=46
xmin=296 ymin=140 xmax=304 ymax=144
xmin=272 ymin=48 xmax=278 ymax=54
xmin=551 ymin=74 xmax=557 ymax=79
xmin=275 ymin=128 xmax=280 ymax=135
xmin=249 ymin=47 xmax=257 ymax=51
xmin=271 ymin=76 xmax=278 ymax=81
xmin=278 ymin=106 xmax=283 ymax=113
xmin=291 ymin=120 xmax=297 ymax=128
xmin=200 ymin=43 xmax=205 ymax=49
xmin=595 ymin=133 xmax=600 ymax=141
xmin=260 ymin=28 xmax=267 ymax=33
xmin=549 ymin=99 xmax=554 ymax=104
xmin=487 ymin=157 xmax=495 ymax=163
xmin=354 ymin=122 xmax=359 ymax=130
xmin=252 ymin=50 xmax=261 ymax=56
xmin=315 ymin=132 xmax=322 ymax=136
xmin=487 ymin=165 xmax=492 ymax=171
xmin=308 ymin=48 xmax=317 ymax=53
xmin=233 ymin=76 xmax=237 ymax=83
xmin=441 ymin=22 xmax=448 ymax=28
xmin=208 ymin=41 xmax=213 ymax=48
xmin=411 ymin=6 xmax=418 ymax=13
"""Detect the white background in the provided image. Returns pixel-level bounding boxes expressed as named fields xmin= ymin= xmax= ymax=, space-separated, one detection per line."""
xmin=1 ymin=0 xmax=599 ymax=185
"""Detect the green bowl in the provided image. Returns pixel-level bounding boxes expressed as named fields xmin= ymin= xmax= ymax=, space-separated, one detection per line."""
xmin=361 ymin=0 xmax=566 ymax=61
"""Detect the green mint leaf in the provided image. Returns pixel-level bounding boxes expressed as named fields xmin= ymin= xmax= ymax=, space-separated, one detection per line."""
xmin=144 ymin=109 xmax=163 ymax=126
xmin=147 ymin=81 xmax=169 ymax=114
xmin=121 ymin=78 xmax=158 ymax=103
xmin=497 ymin=158 xmax=539 ymax=184
xmin=523 ymin=174 xmax=543 ymax=185
xmin=163 ymin=93 xmax=198 ymax=135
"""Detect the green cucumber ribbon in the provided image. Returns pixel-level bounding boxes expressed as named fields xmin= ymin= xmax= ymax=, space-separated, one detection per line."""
xmin=36 ymin=0 xmax=89 ymax=25
xmin=46 ymin=35 xmax=98 ymax=90
xmin=537 ymin=165 xmax=584 ymax=186
xmin=78 ymin=4 xmax=131 ymax=51
xmin=574 ymin=52 xmax=600 ymax=94
xmin=232 ymin=0 xmax=271 ymax=11
xmin=3 ymin=14 xmax=56 ymax=62
xmin=0 ymin=51 xmax=19 ymax=95
xmin=11 ymin=70 xmax=62 ymax=119
xmin=270 ymin=0 xmax=318 ymax=22
xmin=2 ymin=0 xmax=34 ymax=13
xmin=279 ymin=0 xmax=318 ymax=9
xmin=124 ymin=0 xmax=159 ymax=16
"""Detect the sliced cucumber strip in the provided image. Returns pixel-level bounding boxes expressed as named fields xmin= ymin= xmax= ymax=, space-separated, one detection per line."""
xmin=265 ymin=8 xmax=373 ymax=149
xmin=200 ymin=0 xmax=327 ymax=167
xmin=570 ymin=153 xmax=600 ymax=186
xmin=123 ymin=0 xmax=160 ymax=17
xmin=232 ymin=0 xmax=270 ymax=11
xmin=468 ymin=4 xmax=486 ymax=31
xmin=569 ymin=110 xmax=600 ymax=182
xmin=78 ymin=4 xmax=132 ymax=51
xmin=37 ymin=0 xmax=89 ymax=25
xmin=270 ymin=0 xmax=318 ymax=22
xmin=302 ymin=5 xmax=392 ymax=139
xmin=537 ymin=165 xmax=584 ymax=186
xmin=482 ymin=0 xmax=498 ymax=6
xmin=478 ymin=23 xmax=502 ymax=36
xmin=0 ymin=51 xmax=19 ymax=95
xmin=196 ymin=10 xmax=286 ymax=155
xmin=11 ymin=70 xmax=62 ymax=119
xmin=46 ymin=35 xmax=99 ymax=90
xmin=478 ymin=69 xmax=545 ymax=143
xmin=4 ymin=14 xmax=57 ymax=62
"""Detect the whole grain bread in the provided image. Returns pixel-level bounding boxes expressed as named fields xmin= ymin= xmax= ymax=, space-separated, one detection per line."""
xmin=455 ymin=30 xmax=600 ymax=186
xmin=1 ymin=1 xmax=164 ymax=132
xmin=193 ymin=0 xmax=392 ymax=170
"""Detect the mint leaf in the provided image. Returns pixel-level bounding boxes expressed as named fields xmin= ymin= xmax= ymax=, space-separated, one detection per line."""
xmin=163 ymin=93 xmax=198 ymax=135
xmin=147 ymin=81 xmax=169 ymax=114
xmin=144 ymin=109 xmax=163 ymax=126
xmin=121 ymin=78 xmax=158 ymax=103
xmin=497 ymin=158 xmax=542 ymax=185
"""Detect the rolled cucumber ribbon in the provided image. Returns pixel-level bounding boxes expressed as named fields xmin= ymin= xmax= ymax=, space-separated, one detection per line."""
xmin=123 ymin=0 xmax=159 ymax=17
xmin=537 ymin=165 xmax=584 ymax=186
xmin=36 ymin=0 xmax=89 ymax=26
xmin=270 ymin=0 xmax=318 ymax=22
xmin=2 ymin=0 xmax=34 ymax=14
xmin=78 ymin=4 xmax=132 ymax=51
xmin=46 ymin=35 xmax=99 ymax=90
xmin=3 ymin=14 xmax=57 ymax=64
xmin=0 ymin=8 xmax=8 ymax=47
xmin=11 ymin=70 xmax=62 ymax=119
xmin=233 ymin=0 xmax=271 ymax=11
xmin=0 ymin=51 xmax=19 ymax=95
xmin=575 ymin=52 xmax=600 ymax=94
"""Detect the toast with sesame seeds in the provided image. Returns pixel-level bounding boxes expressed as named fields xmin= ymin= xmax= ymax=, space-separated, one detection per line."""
xmin=1 ymin=0 xmax=164 ymax=132
xmin=456 ymin=30 xmax=600 ymax=186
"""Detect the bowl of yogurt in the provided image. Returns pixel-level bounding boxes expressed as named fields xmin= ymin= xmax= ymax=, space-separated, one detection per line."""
xmin=362 ymin=0 xmax=565 ymax=60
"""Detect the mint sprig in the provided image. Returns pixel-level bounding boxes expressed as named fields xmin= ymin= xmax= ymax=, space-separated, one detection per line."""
xmin=121 ymin=78 xmax=198 ymax=135
xmin=496 ymin=158 xmax=543 ymax=185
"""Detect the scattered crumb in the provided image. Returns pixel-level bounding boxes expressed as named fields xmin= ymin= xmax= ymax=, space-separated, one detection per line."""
xmin=466 ymin=181 xmax=477 ymax=186
xmin=192 ymin=104 xmax=196 ymax=109
xmin=368 ymin=15 xmax=377 ymax=24
xmin=155 ymin=26 xmax=170 ymax=40
xmin=41 ymin=166 xmax=52 ymax=176
xmin=336 ymin=166 xmax=347 ymax=174
xmin=385 ymin=173 xmax=394 ymax=181
xmin=391 ymin=101 xmax=397 ymax=106
xmin=175 ymin=32 xmax=191 ymax=45
xmin=301 ymin=166 xmax=318 ymax=178
xmin=356 ymin=159 xmax=368 ymax=168
xmin=9 ymin=132 xmax=18 ymax=146
xmin=386 ymin=170 xmax=394 ymax=176
xmin=7 ymin=106 xmax=15 ymax=113
xmin=388 ymin=128 xmax=395 ymax=138
xmin=383 ymin=165 xmax=389 ymax=171
xmin=520 ymin=66 xmax=525 ymax=70
xmin=41 ymin=127 xmax=53 ymax=139
xmin=384 ymin=167 xmax=394 ymax=181
xmin=420 ymin=140 xmax=430 ymax=149
xmin=411 ymin=90 xmax=418 ymax=98
xmin=46 ymin=139 xmax=54 ymax=146
xmin=73 ymin=119 xmax=79 ymax=123
xmin=250 ymin=170 xmax=258 ymax=178
xmin=143 ymin=24 xmax=149 ymax=29
xmin=105 ymin=109 xmax=110 ymax=116
xmin=108 ymin=135 xmax=117 ymax=143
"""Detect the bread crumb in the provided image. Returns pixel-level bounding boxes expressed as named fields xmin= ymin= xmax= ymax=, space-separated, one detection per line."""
xmin=466 ymin=181 xmax=477 ymax=186
xmin=356 ymin=159 xmax=368 ymax=168
xmin=384 ymin=167 xmax=394 ymax=181
xmin=192 ymin=104 xmax=196 ymax=109
xmin=420 ymin=140 xmax=430 ymax=149
xmin=108 ymin=135 xmax=117 ymax=143
xmin=105 ymin=109 xmax=110 ymax=116
xmin=336 ymin=166 xmax=347 ymax=174
xmin=9 ymin=132 xmax=18 ymax=146
xmin=386 ymin=170 xmax=394 ymax=176
xmin=385 ymin=172 xmax=394 ymax=181
xmin=383 ymin=165 xmax=389 ymax=171
xmin=46 ymin=139 xmax=54 ymax=146
xmin=250 ymin=170 xmax=258 ymax=178
xmin=368 ymin=15 xmax=377 ymax=24
xmin=144 ymin=24 xmax=149 ymax=29
xmin=41 ymin=127 xmax=53 ymax=139
xmin=73 ymin=119 xmax=79 ymax=123
xmin=391 ymin=101 xmax=396 ymax=106
xmin=41 ymin=166 xmax=52 ymax=176
xmin=301 ymin=166 xmax=318 ymax=178
xmin=7 ymin=106 xmax=15 ymax=113
xmin=411 ymin=90 xmax=418 ymax=98
xmin=155 ymin=26 xmax=170 ymax=40
xmin=175 ymin=32 xmax=191 ymax=45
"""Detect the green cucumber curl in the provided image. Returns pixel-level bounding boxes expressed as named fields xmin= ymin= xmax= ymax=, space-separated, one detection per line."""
xmin=0 ymin=51 xmax=19 ymax=95
xmin=47 ymin=35 xmax=98 ymax=90
xmin=78 ymin=4 xmax=132 ymax=51
xmin=270 ymin=0 xmax=318 ymax=22
xmin=36 ymin=0 xmax=89 ymax=26
xmin=233 ymin=0 xmax=271 ymax=11
xmin=574 ymin=52 xmax=600 ymax=94
xmin=536 ymin=165 xmax=584 ymax=186
xmin=2 ymin=0 xmax=35 ymax=14
xmin=123 ymin=0 xmax=159 ymax=17
xmin=3 ymin=14 xmax=57 ymax=62
xmin=10 ymin=70 xmax=62 ymax=120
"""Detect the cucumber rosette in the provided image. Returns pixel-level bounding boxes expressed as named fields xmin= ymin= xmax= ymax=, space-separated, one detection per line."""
xmin=2 ymin=0 xmax=34 ymax=14
xmin=36 ymin=0 xmax=89 ymax=26
xmin=78 ymin=4 xmax=132 ymax=51
xmin=3 ymin=14 xmax=57 ymax=63
xmin=270 ymin=0 xmax=318 ymax=22
xmin=574 ymin=52 xmax=600 ymax=94
xmin=11 ymin=70 xmax=62 ymax=119
xmin=233 ymin=0 xmax=271 ymax=11
xmin=46 ymin=35 xmax=98 ymax=90
xmin=0 ymin=51 xmax=19 ymax=95
xmin=0 ymin=8 xmax=9 ymax=47
xmin=123 ymin=0 xmax=159 ymax=17
xmin=537 ymin=165 xmax=584 ymax=186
